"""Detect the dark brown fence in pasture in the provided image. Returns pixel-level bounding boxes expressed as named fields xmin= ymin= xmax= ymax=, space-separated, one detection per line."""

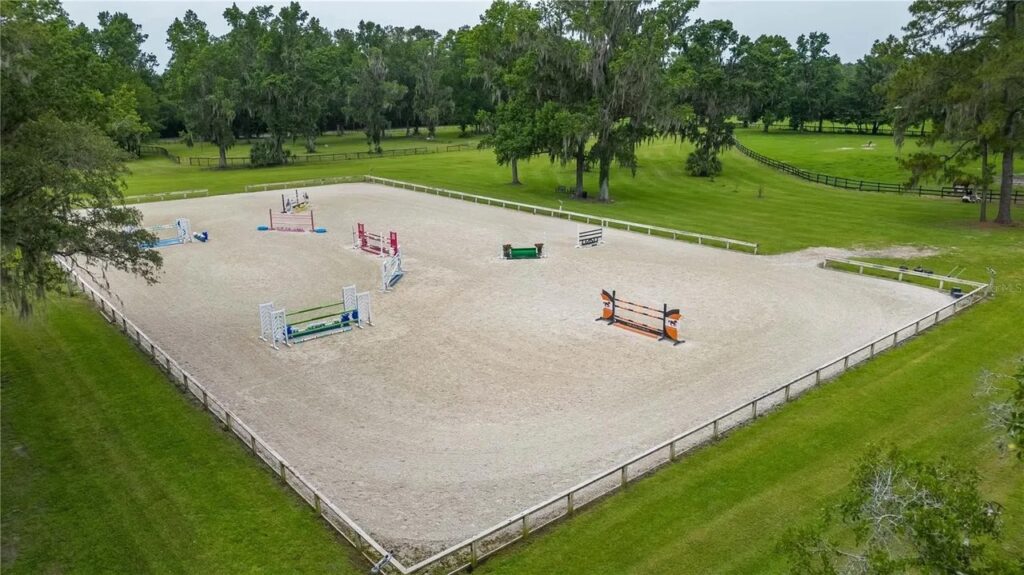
xmin=732 ymin=138 xmax=1023 ymax=203
xmin=745 ymin=123 xmax=930 ymax=137
xmin=139 ymin=145 xmax=181 ymax=164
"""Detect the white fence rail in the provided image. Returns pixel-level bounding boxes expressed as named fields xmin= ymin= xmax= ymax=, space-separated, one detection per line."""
xmin=244 ymin=175 xmax=365 ymax=193
xmin=402 ymin=264 xmax=991 ymax=574
xmin=124 ymin=189 xmax=209 ymax=204
xmin=363 ymin=176 xmax=760 ymax=254
xmin=234 ymin=174 xmax=759 ymax=254
xmin=822 ymin=258 xmax=988 ymax=291
xmin=54 ymin=258 xmax=408 ymax=575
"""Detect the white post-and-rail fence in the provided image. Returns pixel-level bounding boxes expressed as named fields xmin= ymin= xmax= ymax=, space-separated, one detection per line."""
xmin=124 ymin=189 xmax=210 ymax=204
xmin=128 ymin=174 xmax=758 ymax=255
xmin=821 ymin=257 xmax=989 ymax=293
xmin=66 ymin=179 xmax=992 ymax=574
xmin=53 ymin=257 xmax=405 ymax=575
xmin=398 ymin=262 xmax=992 ymax=575
xmin=362 ymin=176 xmax=760 ymax=254
xmin=244 ymin=175 xmax=366 ymax=193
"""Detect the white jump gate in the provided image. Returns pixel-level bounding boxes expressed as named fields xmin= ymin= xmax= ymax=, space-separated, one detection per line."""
xmin=576 ymin=224 xmax=604 ymax=248
xmin=382 ymin=253 xmax=405 ymax=292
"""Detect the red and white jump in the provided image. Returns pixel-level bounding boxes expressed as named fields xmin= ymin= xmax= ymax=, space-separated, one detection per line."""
xmin=353 ymin=222 xmax=399 ymax=256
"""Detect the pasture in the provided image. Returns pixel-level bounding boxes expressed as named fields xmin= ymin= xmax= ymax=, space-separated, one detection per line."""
xmin=734 ymin=128 xmax=992 ymax=184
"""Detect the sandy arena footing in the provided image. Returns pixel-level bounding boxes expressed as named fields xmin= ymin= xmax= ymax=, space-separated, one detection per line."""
xmin=92 ymin=183 xmax=951 ymax=560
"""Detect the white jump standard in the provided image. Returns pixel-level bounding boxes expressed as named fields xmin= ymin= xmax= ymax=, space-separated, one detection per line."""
xmin=382 ymin=253 xmax=405 ymax=291
xmin=282 ymin=190 xmax=310 ymax=213
xmin=259 ymin=285 xmax=372 ymax=349
xmin=353 ymin=223 xmax=399 ymax=256
xmin=576 ymin=224 xmax=604 ymax=248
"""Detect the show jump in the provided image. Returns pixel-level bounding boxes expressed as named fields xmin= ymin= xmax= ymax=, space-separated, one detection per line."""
xmin=576 ymin=225 xmax=604 ymax=248
xmin=259 ymin=285 xmax=372 ymax=349
xmin=501 ymin=243 xmax=545 ymax=259
xmin=353 ymin=223 xmax=399 ymax=257
xmin=142 ymin=218 xmax=193 ymax=248
xmin=598 ymin=289 xmax=683 ymax=345
xmin=281 ymin=190 xmax=311 ymax=214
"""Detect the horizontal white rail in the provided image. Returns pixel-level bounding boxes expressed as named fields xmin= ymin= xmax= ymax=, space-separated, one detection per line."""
xmin=823 ymin=258 xmax=988 ymax=290
xmin=124 ymin=189 xmax=209 ymax=204
xmin=54 ymin=257 xmax=408 ymax=575
xmin=244 ymin=176 xmax=364 ymax=193
xmin=403 ymin=260 xmax=991 ymax=574
xmin=363 ymin=176 xmax=760 ymax=254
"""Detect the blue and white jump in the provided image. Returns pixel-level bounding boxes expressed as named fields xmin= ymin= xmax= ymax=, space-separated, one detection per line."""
xmin=144 ymin=218 xmax=192 ymax=248
xmin=382 ymin=253 xmax=404 ymax=292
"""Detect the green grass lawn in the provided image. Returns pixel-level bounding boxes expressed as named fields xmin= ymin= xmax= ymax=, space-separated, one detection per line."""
xmin=0 ymin=299 xmax=367 ymax=574
xmin=153 ymin=126 xmax=480 ymax=160
xmin=4 ymin=130 xmax=1023 ymax=573
xmin=733 ymin=127 xmax=984 ymax=185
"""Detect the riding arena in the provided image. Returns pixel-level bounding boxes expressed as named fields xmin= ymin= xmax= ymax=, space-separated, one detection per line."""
xmin=88 ymin=182 xmax=954 ymax=561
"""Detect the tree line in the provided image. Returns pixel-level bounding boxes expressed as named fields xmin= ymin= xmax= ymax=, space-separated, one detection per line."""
xmin=1 ymin=0 xmax=1020 ymax=315
xmin=7 ymin=0 xmax=1018 ymax=212
xmin=101 ymin=1 xmax=930 ymax=197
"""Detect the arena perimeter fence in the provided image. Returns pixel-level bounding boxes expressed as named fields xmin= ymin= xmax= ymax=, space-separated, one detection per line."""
xmin=244 ymin=175 xmax=365 ymax=193
xmin=61 ymin=184 xmax=992 ymax=574
xmin=363 ymin=176 xmax=760 ymax=254
xmin=124 ymin=189 xmax=210 ymax=204
xmin=52 ymin=258 xmax=397 ymax=573
xmin=732 ymin=138 xmax=1024 ymax=203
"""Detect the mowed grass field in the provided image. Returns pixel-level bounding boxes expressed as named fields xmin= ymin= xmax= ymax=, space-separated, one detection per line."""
xmin=735 ymin=128 xmax=982 ymax=184
xmin=3 ymin=129 xmax=1022 ymax=573
xmin=0 ymin=299 xmax=367 ymax=574
xmin=153 ymin=126 xmax=480 ymax=160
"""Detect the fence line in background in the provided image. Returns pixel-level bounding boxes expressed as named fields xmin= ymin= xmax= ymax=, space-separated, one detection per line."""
xmin=139 ymin=145 xmax=182 ymax=164
xmin=124 ymin=189 xmax=210 ymax=204
xmin=187 ymin=144 xmax=472 ymax=168
xmin=733 ymin=138 xmax=1023 ymax=204
xmin=745 ymin=123 xmax=931 ymax=137
xmin=363 ymin=176 xmax=760 ymax=254
xmin=53 ymin=258 xmax=409 ymax=575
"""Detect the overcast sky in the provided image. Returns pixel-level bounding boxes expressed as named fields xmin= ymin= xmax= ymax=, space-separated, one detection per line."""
xmin=64 ymin=0 xmax=913 ymax=70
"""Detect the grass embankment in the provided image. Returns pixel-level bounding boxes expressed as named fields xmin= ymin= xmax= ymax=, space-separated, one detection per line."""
xmin=3 ymin=129 xmax=1021 ymax=573
xmin=152 ymin=126 xmax=479 ymax=161
xmin=0 ymin=300 xmax=367 ymax=574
